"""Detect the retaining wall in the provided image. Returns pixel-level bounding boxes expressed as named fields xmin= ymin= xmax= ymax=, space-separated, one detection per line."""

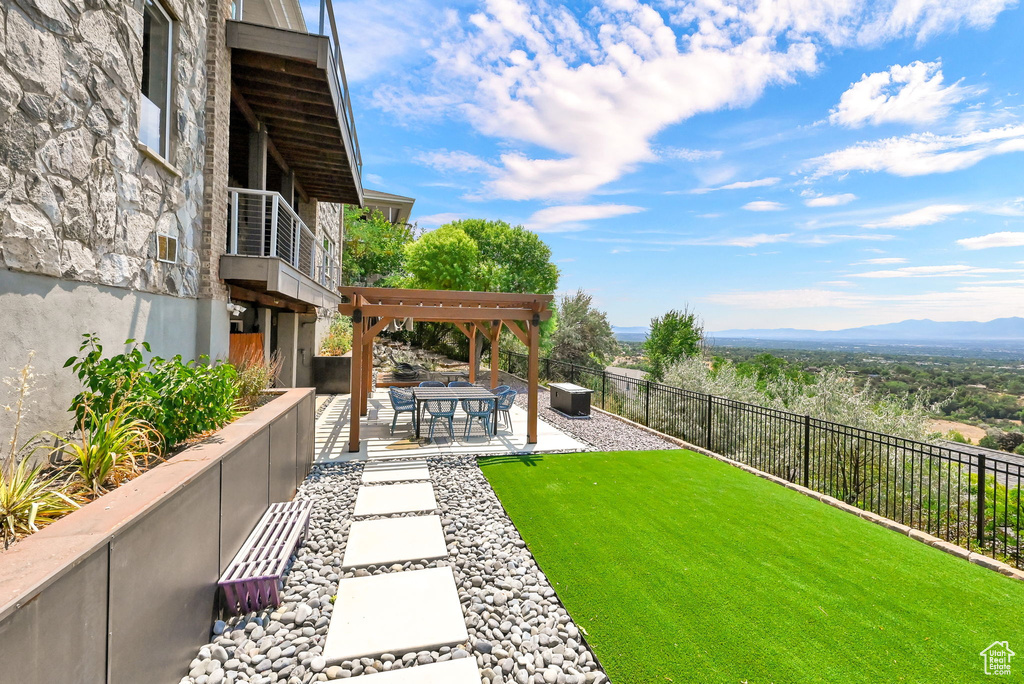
xmin=0 ymin=387 xmax=315 ymax=684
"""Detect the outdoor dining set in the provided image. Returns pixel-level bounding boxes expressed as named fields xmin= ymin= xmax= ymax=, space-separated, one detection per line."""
xmin=387 ymin=381 xmax=518 ymax=441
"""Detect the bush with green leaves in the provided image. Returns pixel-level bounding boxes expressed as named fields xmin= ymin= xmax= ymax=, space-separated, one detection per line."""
xmin=319 ymin=315 xmax=353 ymax=356
xmin=66 ymin=334 xmax=239 ymax=450
xmin=57 ymin=402 xmax=160 ymax=497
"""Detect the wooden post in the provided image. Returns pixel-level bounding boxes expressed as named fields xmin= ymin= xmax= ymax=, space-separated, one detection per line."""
xmin=528 ymin=315 xmax=539 ymax=444
xmin=490 ymin=320 xmax=501 ymax=390
xmin=468 ymin=324 xmax=477 ymax=384
xmin=361 ymin=329 xmax=372 ymax=417
xmin=348 ymin=309 xmax=363 ymax=452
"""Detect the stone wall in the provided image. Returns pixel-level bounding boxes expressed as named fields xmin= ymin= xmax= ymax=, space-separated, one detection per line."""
xmin=0 ymin=0 xmax=209 ymax=298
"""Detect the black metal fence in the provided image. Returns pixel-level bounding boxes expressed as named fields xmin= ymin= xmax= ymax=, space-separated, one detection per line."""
xmin=499 ymin=350 xmax=1024 ymax=569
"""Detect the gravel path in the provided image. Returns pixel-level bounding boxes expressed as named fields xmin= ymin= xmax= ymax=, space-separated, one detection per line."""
xmin=501 ymin=374 xmax=680 ymax=453
xmin=181 ymin=455 xmax=607 ymax=684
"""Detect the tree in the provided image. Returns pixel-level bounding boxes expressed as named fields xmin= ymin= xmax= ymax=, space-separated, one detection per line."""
xmin=342 ymin=206 xmax=417 ymax=286
xmin=401 ymin=219 xmax=560 ymax=370
xmin=644 ymin=307 xmax=704 ymax=381
xmin=549 ymin=289 xmax=618 ymax=368
xmin=401 ymin=224 xmax=483 ymax=290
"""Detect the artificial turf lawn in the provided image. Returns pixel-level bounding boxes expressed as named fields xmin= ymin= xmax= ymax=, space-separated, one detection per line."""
xmin=479 ymin=450 xmax=1024 ymax=684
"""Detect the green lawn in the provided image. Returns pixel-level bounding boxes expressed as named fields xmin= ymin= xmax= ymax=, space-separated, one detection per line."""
xmin=480 ymin=450 xmax=1024 ymax=683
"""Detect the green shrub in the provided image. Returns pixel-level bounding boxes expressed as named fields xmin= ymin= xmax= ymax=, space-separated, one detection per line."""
xmin=979 ymin=435 xmax=1000 ymax=450
xmin=57 ymin=402 xmax=159 ymax=497
xmin=66 ymin=334 xmax=240 ymax=450
xmin=1015 ymin=443 xmax=1024 ymax=456
xmin=319 ymin=316 xmax=352 ymax=356
xmin=946 ymin=430 xmax=970 ymax=444
xmin=0 ymin=453 xmax=79 ymax=548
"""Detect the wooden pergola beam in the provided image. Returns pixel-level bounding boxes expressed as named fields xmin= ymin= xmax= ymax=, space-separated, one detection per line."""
xmin=338 ymin=304 xmax=549 ymax=322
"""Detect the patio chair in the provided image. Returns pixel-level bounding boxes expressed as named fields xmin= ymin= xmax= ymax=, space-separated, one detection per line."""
xmin=448 ymin=380 xmax=474 ymax=387
xmin=419 ymin=380 xmax=445 ymax=387
xmin=461 ymin=397 xmax=497 ymax=440
xmin=492 ymin=385 xmax=511 ymax=395
xmin=388 ymin=387 xmax=415 ymax=434
xmin=424 ymin=398 xmax=458 ymax=440
xmin=495 ymin=389 xmax=517 ymax=433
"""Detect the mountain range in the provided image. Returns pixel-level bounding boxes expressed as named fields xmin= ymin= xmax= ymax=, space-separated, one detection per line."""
xmin=708 ymin=317 xmax=1024 ymax=342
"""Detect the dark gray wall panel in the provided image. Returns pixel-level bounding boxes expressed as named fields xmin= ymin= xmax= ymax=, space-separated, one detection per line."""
xmin=107 ymin=468 xmax=221 ymax=684
xmin=220 ymin=430 xmax=271 ymax=570
xmin=0 ymin=548 xmax=108 ymax=684
xmin=270 ymin=408 xmax=298 ymax=502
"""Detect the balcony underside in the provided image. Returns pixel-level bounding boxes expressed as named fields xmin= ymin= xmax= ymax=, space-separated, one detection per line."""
xmin=227 ymin=21 xmax=362 ymax=205
xmin=222 ymin=255 xmax=341 ymax=312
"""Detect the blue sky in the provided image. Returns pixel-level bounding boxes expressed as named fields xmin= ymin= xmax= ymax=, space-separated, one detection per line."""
xmin=305 ymin=0 xmax=1024 ymax=331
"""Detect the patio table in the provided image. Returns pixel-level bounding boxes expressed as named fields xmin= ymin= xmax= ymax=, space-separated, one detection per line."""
xmin=412 ymin=386 xmax=500 ymax=438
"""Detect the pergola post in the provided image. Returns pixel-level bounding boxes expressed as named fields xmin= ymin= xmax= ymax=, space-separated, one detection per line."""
xmin=348 ymin=308 xmax=363 ymax=452
xmin=489 ymin=320 xmax=501 ymax=390
xmin=528 ymin=315 xmax=539 ymax=444
xmin=362 ymin=320 xmax=374 ymax=417
xmin=468 ymin=324 xmax=477 ymax=383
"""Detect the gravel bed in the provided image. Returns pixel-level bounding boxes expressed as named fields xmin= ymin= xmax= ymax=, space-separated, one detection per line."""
xmin=500 ymin=374 xmax=679 ymax=452
xmin=180 ymin=456 xmax=607 ymax=684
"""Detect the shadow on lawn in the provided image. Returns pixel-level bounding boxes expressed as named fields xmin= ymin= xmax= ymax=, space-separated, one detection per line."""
xmin=478 ymin=454 xmax=545 ymax=468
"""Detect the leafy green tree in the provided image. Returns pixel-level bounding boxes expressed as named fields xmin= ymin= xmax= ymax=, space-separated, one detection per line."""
xmin=342 ymin=206 xmax=417 ymax=286
xmin=549 ymin=289 xmax=618 ymax=368
xmin=401 ymin=224 xmax=482 ymax=290
xmin=644 ymin=307 xmax=704 ymax=381
xmin=400 ymin=219 xmax=560 ymax=368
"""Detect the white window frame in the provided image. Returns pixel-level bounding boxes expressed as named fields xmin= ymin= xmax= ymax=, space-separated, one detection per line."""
xmin=140 ymin=0 xmax=175 ymax=159
xmin=156 ymin=231 xmax=178 ymax=264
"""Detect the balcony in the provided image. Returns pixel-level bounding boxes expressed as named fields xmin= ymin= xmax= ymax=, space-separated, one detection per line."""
xmin=226 ymin=0 xmax=362 ymax=205
xmin=221 ymin=188 xmax=340 ymax=310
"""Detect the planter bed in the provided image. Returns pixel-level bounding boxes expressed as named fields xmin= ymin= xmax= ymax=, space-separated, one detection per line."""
xmin=0 ymin=388 xmax=315 ymax=684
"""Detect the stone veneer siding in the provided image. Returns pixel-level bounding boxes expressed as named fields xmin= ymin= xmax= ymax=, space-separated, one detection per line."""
xmin=0 ymin=0 xmax=210 ymax=297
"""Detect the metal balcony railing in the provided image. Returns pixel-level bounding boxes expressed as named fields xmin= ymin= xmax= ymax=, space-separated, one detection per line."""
xmin=227 ymin=188 xmax=339 ymax=291
xmin=231 ymin=0 xmax=362 ymax=183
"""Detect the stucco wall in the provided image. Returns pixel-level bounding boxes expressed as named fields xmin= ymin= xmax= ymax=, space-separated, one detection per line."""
xmin=0 ymin=0 xmax=208 ymax=298
xmin=0 ymin=268 xmax=205 ymax=444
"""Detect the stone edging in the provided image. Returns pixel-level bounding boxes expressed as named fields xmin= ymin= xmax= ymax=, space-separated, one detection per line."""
xmin=588 ymin=403 xmax=1024 ymax=582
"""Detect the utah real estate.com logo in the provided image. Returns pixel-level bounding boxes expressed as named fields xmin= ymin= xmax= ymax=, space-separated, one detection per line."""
xmin=981 ymin=641 xmax=1015 ymax=676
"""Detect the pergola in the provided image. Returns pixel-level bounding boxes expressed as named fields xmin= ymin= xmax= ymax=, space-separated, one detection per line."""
xmin=337 ymin=287 xmax=554 ymax=453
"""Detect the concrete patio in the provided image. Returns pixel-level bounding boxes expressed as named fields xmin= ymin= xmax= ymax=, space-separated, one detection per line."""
xmin=314 ymin=389 xmax=586 ymax=463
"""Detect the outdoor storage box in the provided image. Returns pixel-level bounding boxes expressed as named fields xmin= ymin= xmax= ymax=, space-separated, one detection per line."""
xmin=549 ymin=382 xmax=594 ymax=417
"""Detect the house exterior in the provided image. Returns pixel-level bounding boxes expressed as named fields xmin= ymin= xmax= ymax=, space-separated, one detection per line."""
xmin=0 ymin=0 xmax=388 ymax=440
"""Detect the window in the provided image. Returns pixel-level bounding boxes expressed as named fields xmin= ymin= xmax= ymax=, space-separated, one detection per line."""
xmin=140 ymin=0 xmax=173 ymax=157
xmin=157 ymin=232 xmax=178 ymax=264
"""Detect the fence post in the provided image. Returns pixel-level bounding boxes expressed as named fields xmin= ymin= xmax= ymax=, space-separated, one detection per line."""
xmin=705 ymin=394 xmax=713 ymax=452
xmin=803 ymin=414 xmax=811 ymax=488
xmin=644 ymin=380 xmax=651 ymax=426
xmin=601 ymin=371 xmax=606 ymax=409
xmin=976 ymin=454 xmax=987 ymax=547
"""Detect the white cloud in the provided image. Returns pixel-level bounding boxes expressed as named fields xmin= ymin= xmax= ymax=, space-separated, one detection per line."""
xmin=859 ymin=257 xmax=908 ymax=264
xmin=525 ymin=204 xmax=645 ymax=233
xmin=704 ymin=284 xmax=1024 ymax=322
xmin=374 ymin=0 xmax=1013 ymax=200
xmin=415 ymin=150 xmax=498 ymax=175
xmin=829 ymin=60 xmax=973 ymax=128
xmin=662 ymin=147 xmax=723 ymax=162
xmin=743 ymin=200 xmax=786 ymax=212
xmin=958 ymin=232 xmax=1024 ymax=250
xmin=414 ymin=212 xmax=464 ymax=227
xmin=804 ymin=193 xmax=858 ymax=207
xmin=310 ymin=0 xmax=435 ymax=82
xmin=691 ymin=177 xmax=780 ymax=194
xmin=808 ymin=124 xmax=1024 ymax=177
xmin=851 ymin=264 xmax=1018 ymax=278
xmin=863 ymin=204 xmax=971 ymax=228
